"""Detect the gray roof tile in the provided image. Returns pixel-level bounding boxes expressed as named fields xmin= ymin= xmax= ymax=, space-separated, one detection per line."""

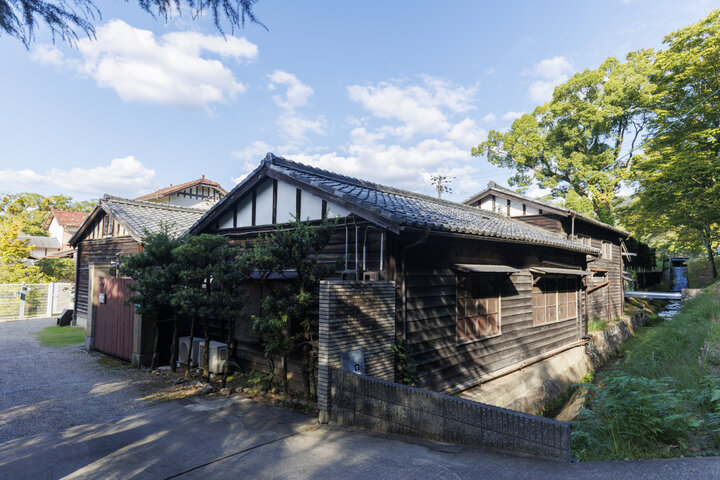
xmin=264 ymin=155 xmax=599 ymax=255
xmin=101 ymin=196 xmax=205 ymax=239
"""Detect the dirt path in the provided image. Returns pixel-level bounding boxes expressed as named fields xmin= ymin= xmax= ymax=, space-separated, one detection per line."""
xmin=0 ymin=318 xmax=166 ymax=443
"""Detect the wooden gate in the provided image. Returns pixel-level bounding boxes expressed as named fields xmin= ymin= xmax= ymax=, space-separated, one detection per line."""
xmin=95 ymin=277 xmax=135 ymax=361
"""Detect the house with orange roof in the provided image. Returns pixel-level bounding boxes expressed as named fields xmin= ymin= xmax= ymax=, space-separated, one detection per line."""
xmin=135 ymin=175 xmax=227 ymax=210
xmin=42 ymin=208 xmax=91 ymax=253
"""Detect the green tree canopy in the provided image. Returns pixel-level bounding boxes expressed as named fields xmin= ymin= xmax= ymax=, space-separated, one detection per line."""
xmin=0 ymin=193 xmax=94 ymax=236
xmin=628 ymin=9 xmax=720 ymax=278
xmin=474 ymin=53 xmax=654 ymax=224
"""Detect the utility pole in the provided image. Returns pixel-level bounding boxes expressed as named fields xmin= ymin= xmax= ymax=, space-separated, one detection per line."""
xmin=430 ymin=174 xmax=455 ymax=199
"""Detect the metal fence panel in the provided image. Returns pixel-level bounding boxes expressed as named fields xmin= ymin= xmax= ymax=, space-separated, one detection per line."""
xmin=0 ymin=283 xmax=74 ymax=321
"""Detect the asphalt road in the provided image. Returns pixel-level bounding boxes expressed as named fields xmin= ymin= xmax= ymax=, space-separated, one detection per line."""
xmin=1 ymin=396 xmax=719 ymax=480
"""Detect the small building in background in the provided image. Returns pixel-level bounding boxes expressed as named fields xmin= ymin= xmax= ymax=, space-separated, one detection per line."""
xmin=17 ymin=235 xmax=61 ymax=262
xmin=134 ymin=176 xmax=227 ymax=210
xmin=42 ymin=208 xmax=90 ymax=254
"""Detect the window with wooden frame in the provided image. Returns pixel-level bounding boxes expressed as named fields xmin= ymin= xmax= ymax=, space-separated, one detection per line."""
xmin=533 ymin=276 xmax=578 ymax=326
xmin=456 ymin=275 xmax=501 ymax=343
xmin=576 ymin=235 xmax=591 ymax=247
xmin=601 ymin=241 xmax=613 ymax=260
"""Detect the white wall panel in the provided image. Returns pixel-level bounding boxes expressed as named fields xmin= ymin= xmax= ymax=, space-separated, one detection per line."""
xmin=236 ymin=194 xmax=253 ymax=227
xmin=255 ymin=179 xmax=274 ymax=225
xmin=300 ymin=190 xmax=323 ymax=221
xmin=276 ymin=181 xmax=297 ymax=224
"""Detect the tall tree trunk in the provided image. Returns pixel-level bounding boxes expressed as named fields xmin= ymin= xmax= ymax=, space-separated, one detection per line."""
xmin=302 ymin=335 xmax=311 ymax=400
xmin=221 ymin=317 xmax=234 ymax=388
xmin=185 ymin=315 xmax=196 ymax=377
xmin=703 ymin=236 xmax=718 ymax=280
xmin=151 ymin=318 xmax=160 ymax=370
xmin=170 ymin=313 xmax=179 ymax=373
xmin=282 ymin=353 xmax=288 ymax=393
xmin=203 ymin=317 xmax=210 ymax=380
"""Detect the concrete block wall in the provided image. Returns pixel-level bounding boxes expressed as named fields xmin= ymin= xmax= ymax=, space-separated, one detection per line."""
xmin=331 ymin=370 xmax=571 ymax=462
xmin=318 ymin=280 xmax=395 ymax=423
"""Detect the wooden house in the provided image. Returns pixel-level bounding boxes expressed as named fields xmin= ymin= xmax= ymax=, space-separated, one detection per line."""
xmin=188 ymin=154 xmax=600 ymax=392
xmin=68 ymin=196 xmax=204 ymax=365
xmin=135 ymin=176 xmax=227 ymax=210
xmin=463 ymin=182 xmax=630 ymax=322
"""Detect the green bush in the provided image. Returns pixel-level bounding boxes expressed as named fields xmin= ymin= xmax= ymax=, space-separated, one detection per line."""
xmin=572 ymin=288 xmax=720 ymax=460
xmin=572 ymin=374 xmax=697 ymax=460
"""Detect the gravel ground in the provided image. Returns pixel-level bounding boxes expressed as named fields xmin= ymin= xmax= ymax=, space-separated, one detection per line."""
xmin=0 ymin=318 xmax=163 ymax=443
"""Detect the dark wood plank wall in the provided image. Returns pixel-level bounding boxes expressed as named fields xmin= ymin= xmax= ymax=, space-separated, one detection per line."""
xmin=207 ymin=220 xmax=387 ymax=388
xmin=564 ymin=220 xmax=624 ymax=321
xmin=515 ymin=214 xmax=564 ymax=235
xmin=74 ymin=235 xmax=139 ymax=321
xmin=398 ymin=235 xmax=586 ymax=392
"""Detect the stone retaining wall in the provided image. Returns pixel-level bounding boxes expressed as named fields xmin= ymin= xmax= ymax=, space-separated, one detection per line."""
xmin=331 ymin=370 xmax=571 ymax=462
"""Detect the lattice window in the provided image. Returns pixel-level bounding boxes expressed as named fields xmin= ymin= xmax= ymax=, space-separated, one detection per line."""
xmin=456 ymin=275 xmax=501 ymax=342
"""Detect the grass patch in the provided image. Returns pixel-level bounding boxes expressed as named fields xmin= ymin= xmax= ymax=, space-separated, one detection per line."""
xmin=688 ymin=256 xmax=720 ymax=288
xmin=572 ymin=287 xmax=720 ymax=461
xmin=588 ymin=319 xmax=608 ymax=332
xmin=33 ymin=326 xmax=85 ymax=347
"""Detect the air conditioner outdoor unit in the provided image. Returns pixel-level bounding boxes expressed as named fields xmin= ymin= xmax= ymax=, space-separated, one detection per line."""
xmin=178 ymin=336 xmax=204 ymax=366
xmin=197 ymin=340 xmax=229 ymax=374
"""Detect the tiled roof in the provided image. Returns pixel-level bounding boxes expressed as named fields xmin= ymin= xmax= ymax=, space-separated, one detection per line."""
xmin=193 ymin=153 xmax=600 ymax=255
xmin=463 ymin=181 xmax=629 ymax=236
xmin=18 ymin=235 xmax=61 ymax=249
xmin=48 ymin=208 xmax=89 ymax=227
xmin=69 ymin=196 xmax=206 ymax=246
xmin=101 ymin=196 xmax=205 ymax=239
xmin=135 ymin=176 xmax=227 ymax=201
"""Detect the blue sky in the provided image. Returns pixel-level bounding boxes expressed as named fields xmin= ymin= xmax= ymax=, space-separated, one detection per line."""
xmin=1 ymin=0 xmax=719 ymax=202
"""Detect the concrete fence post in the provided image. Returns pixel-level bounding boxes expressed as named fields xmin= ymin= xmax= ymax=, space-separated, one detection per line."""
xmin=46 ymin=283 xmax=56 ymax=317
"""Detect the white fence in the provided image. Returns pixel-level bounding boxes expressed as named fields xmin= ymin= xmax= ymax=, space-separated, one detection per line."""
xmin=0 ymin=283 xmax=73 ymax=321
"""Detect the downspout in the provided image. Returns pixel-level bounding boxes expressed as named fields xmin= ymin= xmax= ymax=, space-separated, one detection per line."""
xmin=401 ymin=228 xmax=430 ymax=340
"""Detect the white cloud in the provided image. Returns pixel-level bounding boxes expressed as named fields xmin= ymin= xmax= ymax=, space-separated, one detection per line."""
xmin=447 ymin=118 xmax=486 ymax=148
xmin=527 ymin=56 xmax=574 ymax=103
xmin=347 ymin=76 xmax=478 ymax=139
xmin=265 ymin=70 xmax=325 ymax=141
xmin=0 ymin=156 xmax=157 ymax=197
xmin=32 ymin=20 xmax=258 ymax=110
xmin=268 ymin=70 xmax=314 ymax=109
xmin=482 ymin=113 xmax=496 ymax=123
xmin=230 ymin=76 xmax=497 ymax=199
xmin=502 ymin=111 xmax=524 ymax=121
xmin=30 ymin=44 xmax=65 ymax=66
xmin=278 ymin=115 xmax=326 ymax=141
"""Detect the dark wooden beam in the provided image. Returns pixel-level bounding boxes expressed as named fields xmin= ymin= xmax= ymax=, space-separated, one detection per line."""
xmin=251 ymin=188 xmax=257 ymax=227
xmin=321 ymin=199 xmax=327 ymax=220
xmin=233 ymin=202 xmax=237 ymax=229
xmin=296 ymin=188 xmax=302 ymax=220
xmin=272 ymin=179 xmax=278 ymax=224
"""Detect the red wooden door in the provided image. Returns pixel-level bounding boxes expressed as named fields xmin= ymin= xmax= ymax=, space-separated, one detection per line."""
xmin=95 ymin=277 xmax=135 ymax=361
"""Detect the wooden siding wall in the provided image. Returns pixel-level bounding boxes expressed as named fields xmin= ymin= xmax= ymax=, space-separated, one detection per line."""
xmin=515 ymin=214 xmax=564 ymax=235
xmin=74 ymin=236 xmax=139 ymax=321
xmin=399 ymin=235 xmax=586 ymax=392
xmin=207 ymin=220 xmax=388 ymax=387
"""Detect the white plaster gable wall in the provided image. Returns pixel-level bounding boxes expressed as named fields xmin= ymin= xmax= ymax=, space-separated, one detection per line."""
xmin=48 ymin=218 xmax=64 ymax=245
xmin=224 ymin=178 xmax=352 ymax=229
